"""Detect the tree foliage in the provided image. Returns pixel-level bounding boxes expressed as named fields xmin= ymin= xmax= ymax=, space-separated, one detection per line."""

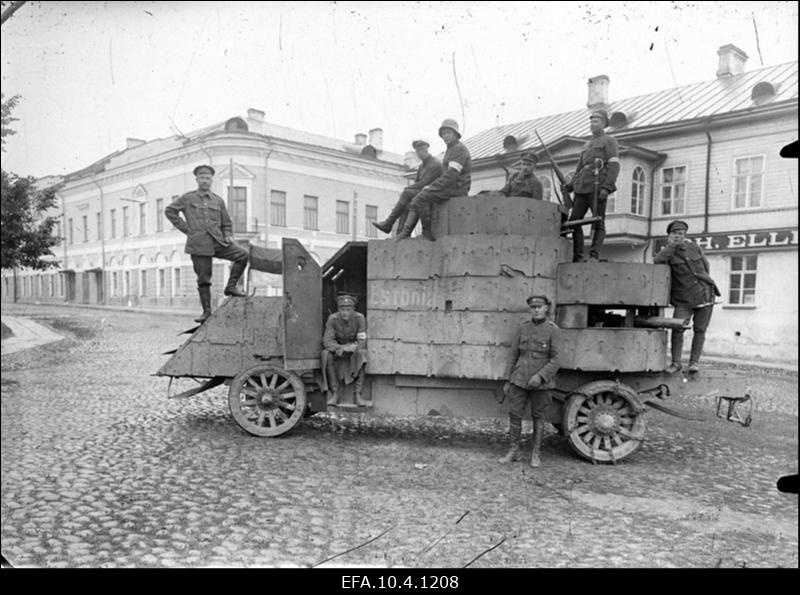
xmin=1 ymin=92 xmax=61 ymax=270
xmin=1 ymin=171 xmax=60 ymax=270
xmin=1 ymin=93 xmax=20 ymax=151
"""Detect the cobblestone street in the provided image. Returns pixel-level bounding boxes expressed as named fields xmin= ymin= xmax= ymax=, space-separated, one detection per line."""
xmin=1 ymin=303 xmax=797 ymax=568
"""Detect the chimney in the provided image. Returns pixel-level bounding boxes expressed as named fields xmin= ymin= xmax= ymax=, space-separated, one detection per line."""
xmin=126 ymin=138 xmax=145 ymax=149
xmin=354 ymin=133 xmax=367 ymax=145
xmin=368 ymin=127 xmax=383 ymax=151
xmin=587 ymin=75 xmax=610 ymax=108
xmin=247 ymin=108 xmax=265 ymax=122
xmin=716 ymin=44 xmax=748 ymax=78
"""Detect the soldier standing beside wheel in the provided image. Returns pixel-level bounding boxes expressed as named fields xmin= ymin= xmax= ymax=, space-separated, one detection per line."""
xmin=499 ymin=152 xmax=544 ymax=199
xmin=396 ymin=118 xmax=472 ymax=241
xmin=323 ymin=295 xmax=370 ymax=407
xmin=372 ymin=139 xmax=443 ymax=235
xmin=165 ymin=165 xmax=249 ymax=323
xmin=565 ymin=110 xmax=620 ymax=262
xmin=654 ymin=219 xmax=720 ymax=375
xmin=500 ymin=295 xmax=561 ymax=468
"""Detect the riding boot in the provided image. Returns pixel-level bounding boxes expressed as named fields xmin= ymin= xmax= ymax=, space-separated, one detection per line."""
xmin=395 ymin=209 xmax=420 ymax=240
xmin=194 ymin=286 xmax=212 ymax=323
xmin=419 ymin=205 xmax=435 ymax=241
xmin=499 ymin=417 xmax=522 ymax=464
xmin=224 ymin=259 xmax=247 ymax=297
xmin=353 ymin=369 xmax=370 ymax=407
xmin=530 ymin=417 xmax=544 ymax=468
xmin=326 ymin=359 xmax=339 ymax=405
xmin=372 ymin=201 xmax=408 ymax=234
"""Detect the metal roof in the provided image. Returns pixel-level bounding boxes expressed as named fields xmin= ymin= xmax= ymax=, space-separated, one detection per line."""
xmin=464 ymin=61 xmax=798 ymax=161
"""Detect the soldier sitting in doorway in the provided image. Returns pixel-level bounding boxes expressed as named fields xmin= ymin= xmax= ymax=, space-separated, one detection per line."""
xmin=322 ymin=295 xmax=370 ymax=407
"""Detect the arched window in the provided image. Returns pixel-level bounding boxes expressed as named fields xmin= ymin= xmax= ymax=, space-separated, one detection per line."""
xmin=138 ymin=255 xmax=149 ymax=297
xmin=630 ymin=166 xmax=646 ymax=215
xmin=155 ymin=253 xmax=168 ymax=297
xmin=170 ymin=252 xmax=183 ymax=297
xmin=538 ymin=176 xmax=552 ymax=201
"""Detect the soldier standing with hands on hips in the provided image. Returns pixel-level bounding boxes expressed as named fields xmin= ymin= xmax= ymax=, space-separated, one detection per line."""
xmin=654 ymin=219 xmax=720 ymax=375
xmin=165 ymin=165 xmax=249 ymax=323
xmin=500 ymin=295 xmax=561 ymax=468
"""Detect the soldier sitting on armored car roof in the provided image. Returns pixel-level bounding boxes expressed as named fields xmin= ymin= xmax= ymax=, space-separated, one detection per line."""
xmin=499 ymin=152 xmax=544 ymax=199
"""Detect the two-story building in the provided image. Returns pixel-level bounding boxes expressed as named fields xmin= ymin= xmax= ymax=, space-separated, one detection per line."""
xmin=1 ymin=110 xmax=408 ymax=311
xmin=465 ymin=45 xmax=798 ymax=362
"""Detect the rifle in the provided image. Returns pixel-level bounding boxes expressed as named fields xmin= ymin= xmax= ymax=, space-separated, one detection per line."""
xmin=534 ymin=130 xmax=573 ymax=210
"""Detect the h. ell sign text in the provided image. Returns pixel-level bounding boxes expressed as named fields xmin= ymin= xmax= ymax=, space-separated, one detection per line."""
xmin=653 ymin=227 xmax=798 ymax=254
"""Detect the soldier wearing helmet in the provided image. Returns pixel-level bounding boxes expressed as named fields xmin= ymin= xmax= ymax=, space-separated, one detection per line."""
xmin=499 ymin=152 xmax=544 ymax=199
xmin=322 ymin=294 xmax=370 ymax=407
xmin=164 ymin=164 xmax=249 ymax=323
xmin=372 ymin=139 xmax=443 ymax=235
xmin=396 ymin=118 xmax=472 ymax=241
xmin=499 ymin=295 xmax=561 ymax=468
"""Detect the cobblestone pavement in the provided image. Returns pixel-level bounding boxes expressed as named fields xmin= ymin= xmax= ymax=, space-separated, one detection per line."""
xmin=1 ymin=303 xmax=797 ymax=568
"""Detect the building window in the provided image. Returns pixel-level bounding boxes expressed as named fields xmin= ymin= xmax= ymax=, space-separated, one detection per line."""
xmin=303 ymin=195 xmax=319 ymax=230
xmin=336 ymin=200 xmax=349 ymax=235
xmin=112 ymin=272 xmax=119 ymax=297
xmin=139 ymin=203 xmax=146 ymax=235
xmin=271 ymin=190 xmax=286 ymax=227
xmin=660 ymin=166 xmax=686 ymax=216
xmin=228 ymin=186 xmax=247 ymax=232
xmin=538 ymin=176 xmax=552 ymax=202
xmin=173 ymin=267 xmax=182 ymax=297
xmin=49 ymin=275 xmax=55 ymax=297
xmin=82 ymin=215 xmax=88 ymax=242
xmin=365 ymin=205 xmax=378 ymax=237
xmin=124 ymin=271 xmax=131 ymax=296
xmin=110 ymin=209 xmax=117 ymax=238
xmin=139 ymin=270 xmax=147 ymax=296
xmin=631 ymin=166 xmax=646 ymax=216
xmin=158 ymin=269 xmax=166 ymax=297
xmin=156 ymin=198 xmax=165 ymax=232
xmin=606 ymin=191 xmax=617 ymax=214
xmin=729 ymin=255 xmax=757 ymax=306
xmin=59 ymin=274 xmax=64 ymax=296
xmin=96 ymin=212 xmax=102 ymax=240
xmin=54 ymin=220 xmax=61 ymax=243
xmin=733 ymin=156 xmax=764 ymax=209
xmin=122 ymin=206 xmax=130 ymax=237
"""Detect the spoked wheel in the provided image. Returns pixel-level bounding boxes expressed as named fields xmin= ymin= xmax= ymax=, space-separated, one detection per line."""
xmin=228 ymin=364 xmax=307 ymax=437
xmin=563 ymin=380 xmax=646 ymax=463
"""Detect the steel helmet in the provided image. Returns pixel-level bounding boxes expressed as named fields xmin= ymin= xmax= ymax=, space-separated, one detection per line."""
xmin=438 ymin=118 xmax=461 ymax=139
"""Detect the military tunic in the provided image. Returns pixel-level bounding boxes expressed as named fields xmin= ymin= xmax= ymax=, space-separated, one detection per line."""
xmin=410 ymin=139 xmax=472 ymax=210
xmin=500 ymin=170 xmax=544 ymax=199
xmin=165 ymin=190 xmax=235 ymax=256
xmin=571 ymin=131 xmax=620 ymax=195
xmin=504 ymin=318 xmax=561 ymax=419
xmin=653 ymin=241 xmax=716 ymax=309
xmin=323 ymin=312 xmax=368 ymax=387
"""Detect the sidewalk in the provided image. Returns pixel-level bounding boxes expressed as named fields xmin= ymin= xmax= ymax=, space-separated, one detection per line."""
xmin=1 ymin=315 xmax=66 ymax=355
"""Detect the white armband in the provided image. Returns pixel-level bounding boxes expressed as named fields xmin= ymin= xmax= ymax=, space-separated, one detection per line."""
xmin=449 ymin=162 xmax=463 ymax=173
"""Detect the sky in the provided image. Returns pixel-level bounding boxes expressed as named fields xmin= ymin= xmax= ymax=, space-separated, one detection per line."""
xmin=1 ymin=0 xmax=798 ymax=178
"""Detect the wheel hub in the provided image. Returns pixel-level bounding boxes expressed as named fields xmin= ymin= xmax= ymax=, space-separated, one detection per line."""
xmin=255 ymin=388 xmax=278 ymax=409
xmin=589 ymin=406 xmax=620 ymax=435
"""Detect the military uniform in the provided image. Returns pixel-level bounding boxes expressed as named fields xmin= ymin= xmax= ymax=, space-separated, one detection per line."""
xmin=377 ymin=153 xmax=444 ymax=233
xmin=504 ymin=318 xmax=561 ymax=418
xmin=654 ymin=223 xmax=718 ymax=371
xmin=398 ymin=119 xmax=472 ymax=240
xmin=164 ymin=169 xmax=249 ymax=321
xmin=322 ymin=310 xmax=368 ymax=402
xmin=499 ymin=300 xmax=561 ymax=468
xmin=566 ymin=125 xmax=620 ymax=261
xmin=500 ymin=170 xmax=544 ymax=199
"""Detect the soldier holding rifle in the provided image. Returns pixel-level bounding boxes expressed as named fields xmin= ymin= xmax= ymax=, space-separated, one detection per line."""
xmin=563 ymin=110 xmax=620 ymax=262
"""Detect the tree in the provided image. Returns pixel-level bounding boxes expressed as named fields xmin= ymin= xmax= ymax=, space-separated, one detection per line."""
xmin=1 ymin=171 xmax=60 ymax=270
xmin=1 ymin=93 xmax=20 ymax=150
xmin=1 ymin=92 xmax=61 ymax=271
